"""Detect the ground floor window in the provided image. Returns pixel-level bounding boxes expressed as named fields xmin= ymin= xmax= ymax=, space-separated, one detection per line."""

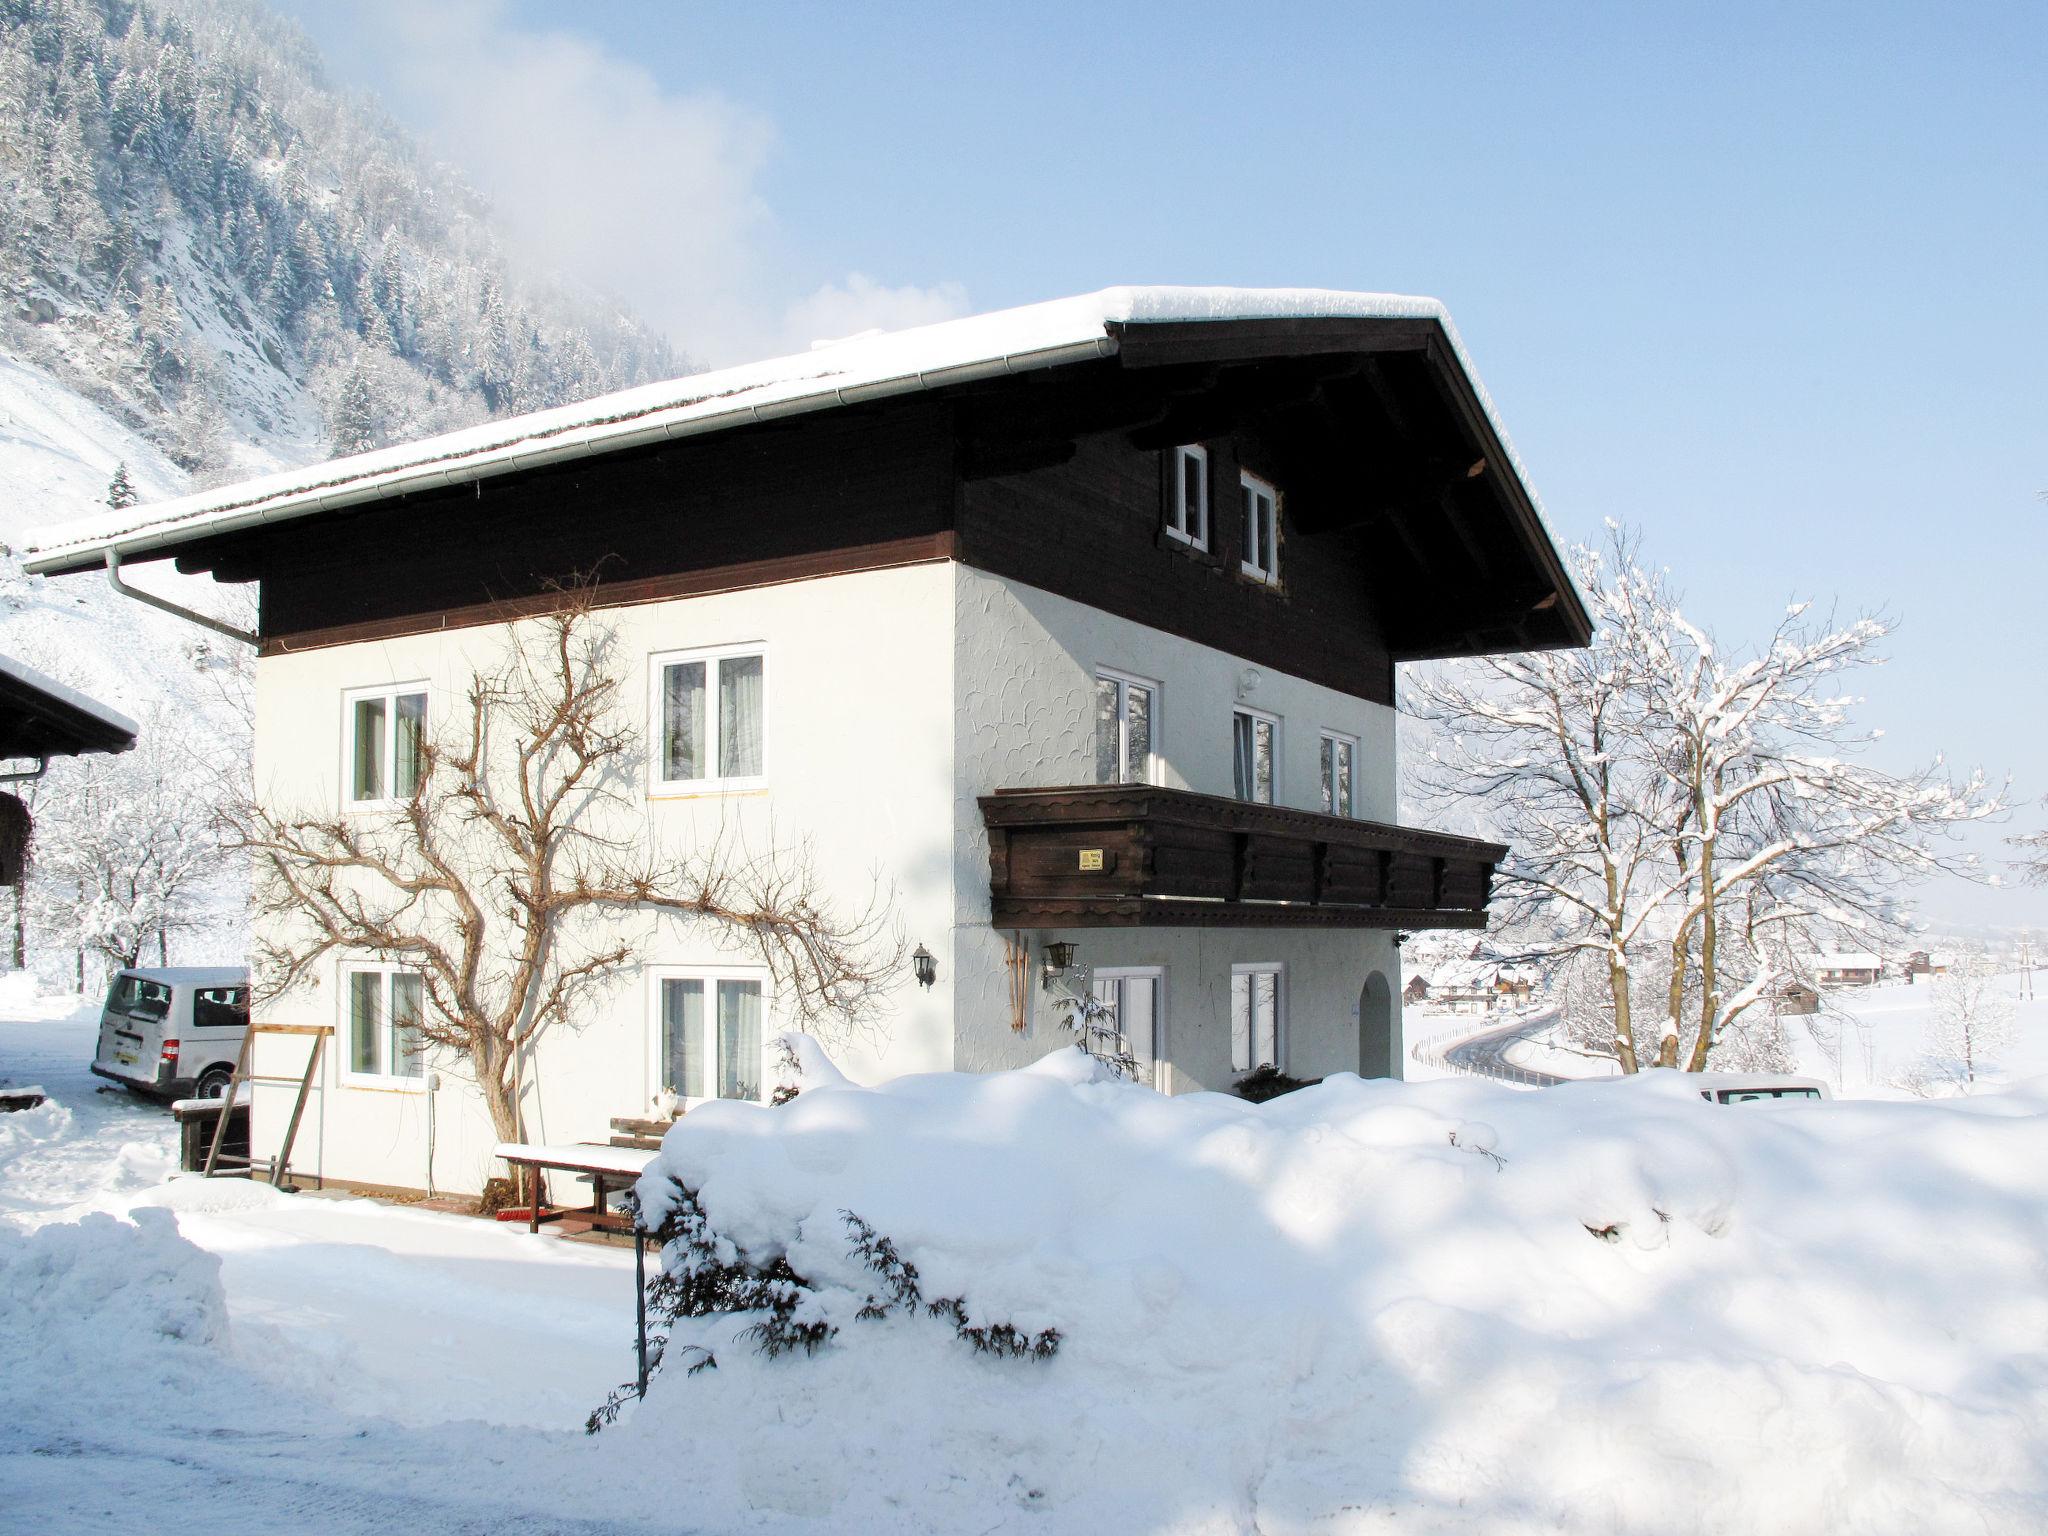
xmin=1090 ymin=966 xmax=1163 ymax=1088
xmin=1231 ymin=964 xmax=1282 ymax=1073
xmin=343 ymin=964 xmax=424 ymax=1082
xmin=657 ymin=971 xmax=766 ymax=1102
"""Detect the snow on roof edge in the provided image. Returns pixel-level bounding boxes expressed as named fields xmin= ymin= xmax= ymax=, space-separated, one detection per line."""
xmin=21 ymin=287 xmax=1568 ymax=590
xmin=0 ymin=653 xmax=140 ymax=740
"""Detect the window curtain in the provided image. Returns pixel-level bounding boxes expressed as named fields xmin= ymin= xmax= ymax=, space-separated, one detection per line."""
xmin=662 ymin=979 xmax=707 ymax=1099
xmin=719 ymin=657 xmax=764 ymax=777
xmin=1095 ymin=678 xmax=1120 ymax=785
xmin=394 ymin=693 xmax=427 ymax=799
xmin=352 ymin=698 xmax=387 ymax=800
xmin=717 ymin=981 xmax=763 ymax=1100
xmin=349 ymin=971 xmax=383 ymax=1074
xmin=664 ymin=662 xmax=706 ymax=781
xmin=1233 ymin=714 xmax=1255 ymax=801
xmin=390 ymin=972 xmax=424 ymax=1077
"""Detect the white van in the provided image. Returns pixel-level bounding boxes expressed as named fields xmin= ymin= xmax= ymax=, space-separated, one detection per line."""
xmin=90 ymin=966 xmax=251 ymax=1100
xmin=1696 ymin=1072 xmax=1832 ymax=1105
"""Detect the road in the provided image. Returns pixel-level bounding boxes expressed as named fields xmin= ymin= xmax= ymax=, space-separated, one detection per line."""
xmin=1439 ymin=1008 xmax=1569 ymax=1087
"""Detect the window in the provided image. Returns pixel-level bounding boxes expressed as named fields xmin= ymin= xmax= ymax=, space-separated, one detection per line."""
xmin=1320 ymin=731 xmax=1357 ymax=817
xmin=653 ymin=646 xmax=766 ymax=791
xmin=346 ymin=686 xmax=428 ymax=804
xmin=1231 ymin=965 xmax=1282 ymax=1073
xmin=192 ymin=987 xmax=249 ymax=1030
xmin=656 ymin=971 xmax=766 ymax=1102
xmin=1095 ymin=671 xmax=1158 ymax=785
xmin=1240 ymin=472 xmax=1279 ymax=584
xmin=343 ymin=965 xmax=424 ymax=1083
xmin=1168 ymin=445 xmax=1209 ymax=549
xmin=1232 ymin=708 xmax=1278 ymax=804
xmin=106 ymin=973 xmax=172 ymax=1022
xmin=1090 ymin=967 xmax=1163 ymax=1088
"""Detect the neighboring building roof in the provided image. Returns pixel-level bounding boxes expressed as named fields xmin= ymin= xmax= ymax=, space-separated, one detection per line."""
xmin=1810 ymin=952 xmax=1884 ymax=970
xmin=0 ymin=655 xmax=138 ymax=760
xmin=20 ymin=287 xmax=1574 ymax=600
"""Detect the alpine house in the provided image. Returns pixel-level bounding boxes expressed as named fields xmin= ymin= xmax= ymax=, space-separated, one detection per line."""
xmin=24 ymin=287 xmax=1591 ymax=1196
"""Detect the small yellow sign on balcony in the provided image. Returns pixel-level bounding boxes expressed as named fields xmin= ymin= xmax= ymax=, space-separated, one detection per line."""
xmin=1077 ymin=849 xmax=1104 ymax=872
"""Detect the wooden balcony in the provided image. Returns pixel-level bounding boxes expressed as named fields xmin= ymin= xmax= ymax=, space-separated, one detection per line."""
xmin=980 ymin=785 xmax=1505 ymax=931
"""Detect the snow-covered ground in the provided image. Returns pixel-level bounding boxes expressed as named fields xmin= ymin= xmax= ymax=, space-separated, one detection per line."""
xmin=6 ymin=989 xmax=2046 ymax=1532
xmin=1471 ymin=970 xmax=2047 ymax=1098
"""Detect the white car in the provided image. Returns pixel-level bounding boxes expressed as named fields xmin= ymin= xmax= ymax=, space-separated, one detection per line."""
xmin=1695 ymin=1072 xmax=1831 ymax=1105
xmin=89 ymin=966 xmax=250 ymax=1100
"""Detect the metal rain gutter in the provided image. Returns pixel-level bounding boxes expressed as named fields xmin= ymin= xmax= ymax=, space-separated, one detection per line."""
xmin=106 ymin=546 xmax=258 ymax=647
xmin=29 ymin=334 xmax=1121 ymax=577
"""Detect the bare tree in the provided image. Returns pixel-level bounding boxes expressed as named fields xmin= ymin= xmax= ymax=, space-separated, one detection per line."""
xmin=1897 ymin=949 xmax=2016 ymax=1094
xmin=234 ymin=589 xmax=902 ymax=1152
xmin=1410 ymin=523 xmax=2003 ymax=1073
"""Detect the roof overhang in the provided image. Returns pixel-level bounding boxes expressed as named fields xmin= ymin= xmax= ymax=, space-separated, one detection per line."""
xmin=20 ymin=287 xmax=1592 ymax=654
xmin=0 ymin=656 xmax=138 ymax=760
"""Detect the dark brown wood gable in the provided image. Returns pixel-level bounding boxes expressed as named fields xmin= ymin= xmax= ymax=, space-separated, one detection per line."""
xmin=981 ymin=785 xmax=1504 ymax=931
xmin=129 ymin=312 xmax=1586 ymax=670
xmin=189 ymin=402 xmax=958 ymax=650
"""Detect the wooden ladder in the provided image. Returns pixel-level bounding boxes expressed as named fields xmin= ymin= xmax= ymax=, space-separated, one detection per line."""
xmin=202 ymin=1024 xmax=332 ymax=1189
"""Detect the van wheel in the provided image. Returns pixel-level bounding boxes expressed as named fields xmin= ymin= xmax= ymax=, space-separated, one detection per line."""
xmin=195 ymin=1066 xmax=234 ymax=1101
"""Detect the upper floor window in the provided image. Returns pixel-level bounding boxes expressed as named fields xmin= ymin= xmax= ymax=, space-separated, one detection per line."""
xmin=1320 ymin=731 xmax=1357 ymax=818
xmin=343 ymin=963 xmax=424 ymax=1085
xmin=657 ymin=970 xmax=766 ymax=1103
xmin=1168 ymin=445 xmax=1209 ymax=549
xmin=1095 ymin=670 xmax=1158 ymax=785
xmin=654 ymin=646 xmax=766 ymax=791
xmin=1240 ymin=472 xmax=1279 ymax=585
xmin=346 ymin=685 xmax=427 ymax=805
xmin=1232 ymin=707 xmax=1277 ymax=805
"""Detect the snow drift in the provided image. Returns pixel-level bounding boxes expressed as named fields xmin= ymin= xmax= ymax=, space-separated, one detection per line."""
xmin=624 ymin=1043 xmax=2048 ymax=1533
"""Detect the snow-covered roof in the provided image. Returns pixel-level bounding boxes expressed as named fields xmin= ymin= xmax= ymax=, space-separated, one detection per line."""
xmin=21 ymin=287 xmax=1556 ymax=576
xmin=0 ymin=653 xmax=138 ymax=758
xmin=1810 ymin=952 xmax=1884 ymax=971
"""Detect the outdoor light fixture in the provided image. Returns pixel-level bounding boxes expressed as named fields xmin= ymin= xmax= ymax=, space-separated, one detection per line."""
xmin=911 ymin=943 xmax=937 ymax=990
xmin=1042 ymin=940 xmax=1077 ymax=988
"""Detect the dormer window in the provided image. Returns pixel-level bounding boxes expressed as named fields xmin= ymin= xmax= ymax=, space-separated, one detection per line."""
xmin=1240 ymin=472 xmax=1279 ymax=584
xmin=1168 ymin=445 xmax=1209 ymax=549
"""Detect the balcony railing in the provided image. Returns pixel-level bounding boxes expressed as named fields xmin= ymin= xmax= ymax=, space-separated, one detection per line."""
xmin=979 ymin=784 xmax=1505 ymax=930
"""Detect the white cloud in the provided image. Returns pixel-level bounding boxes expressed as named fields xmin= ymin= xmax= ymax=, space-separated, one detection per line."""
xmin=779 ymin=275 xmax=972 ymax=354
xmin=335 ymin=1 xmax=965 ymax=367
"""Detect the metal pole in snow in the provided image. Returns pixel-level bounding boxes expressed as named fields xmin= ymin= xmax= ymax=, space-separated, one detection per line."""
xmin=635 ymin=1223 xmax=649 ymax=1398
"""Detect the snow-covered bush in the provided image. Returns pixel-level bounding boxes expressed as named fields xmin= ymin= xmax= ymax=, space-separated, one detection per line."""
xmin=589 ymin=1037 xmax=2048 ymax=1532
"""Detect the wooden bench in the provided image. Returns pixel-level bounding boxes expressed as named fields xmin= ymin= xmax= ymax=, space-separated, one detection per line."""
xmin=494 ymin=1141 xmax=657 ymax=1234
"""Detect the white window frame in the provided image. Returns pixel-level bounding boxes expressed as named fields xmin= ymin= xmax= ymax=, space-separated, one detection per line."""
xmin=1230 ymin=962 xmax=1285 ymax=1074
xmin=646 ymin=964 xmax=774 ymax=1108
xmin=338 ymin=961 xmax=428 ymax=1090
xmin=1169 ymin=444 xmax=1209 ymax=550
xmin=649 ymin=643 xmax=769 ymax=796
xmin=1095 ymin=667 xmax=1163 ymax=786
xmin=342 ymin=682 xmax=429 ymax=810
xmin=1090 ymin=965 xmax=1167 ymax=1091
xmin=1319 ymin=730 xmax=1359 ymax=818
xmin=1232 ymin=705 xmax=1280 ymax=806
xmin=1240 ymin=470 xmax=1280 ymax=585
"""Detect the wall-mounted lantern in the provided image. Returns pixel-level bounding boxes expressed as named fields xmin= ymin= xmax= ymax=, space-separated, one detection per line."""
xmin=1041 ymin=940 xmax=1077 ymax=988
xmin=911 ymin=943 xmax=937 ymax=989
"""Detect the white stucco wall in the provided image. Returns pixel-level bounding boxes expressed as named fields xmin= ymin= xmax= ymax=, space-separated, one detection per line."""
xmin=249 ymin=563 xmax=958 ymax=1195
xmin=247 ymin=557 xmax=1413 ymax=1194
xmin=948 ymin=566 xmax=1403 ymax=1088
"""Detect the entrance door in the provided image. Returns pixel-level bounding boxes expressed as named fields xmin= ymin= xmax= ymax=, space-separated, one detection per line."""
xmin=1091 ymin=967 xmax=1163 ymax=1088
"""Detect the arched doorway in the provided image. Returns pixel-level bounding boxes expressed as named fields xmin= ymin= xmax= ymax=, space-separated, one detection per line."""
xmin=1359 ymin=971 xmax=1395 ymax=1079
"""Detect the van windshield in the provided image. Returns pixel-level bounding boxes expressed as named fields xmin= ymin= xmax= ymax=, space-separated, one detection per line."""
xmin=106 ymin=975 xmax=173 ymax=1022
xmin=1716 ymin=1087 xmax=1822 ymax=1103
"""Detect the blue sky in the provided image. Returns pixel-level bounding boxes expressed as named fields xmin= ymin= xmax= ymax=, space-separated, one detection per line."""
xmin=281 ymin=0 xmax=2048 ymax=928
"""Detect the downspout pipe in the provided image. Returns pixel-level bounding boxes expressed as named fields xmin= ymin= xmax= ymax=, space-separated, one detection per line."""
xmin=106 ymin=546 xmax=257 ymax=647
